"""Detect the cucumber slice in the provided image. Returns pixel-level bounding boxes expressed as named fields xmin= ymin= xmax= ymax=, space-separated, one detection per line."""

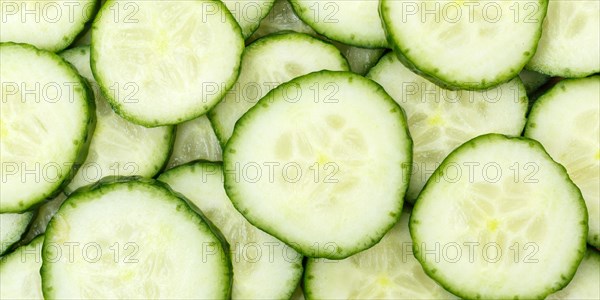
xmin=380 ymin=0 xmax=547 ymax=90
xmin=304 ymin=208 xmax=457 ymax=299
xmin=60 ymin=46 xmax=174 ymax=194
xmin=525 ymin=76 xmax=600 ymax=248
xmin=0 ymin=235 xmax=44 ymax=300
xmin=209 ymin=32 xmax=349 ymax=145
xmin=0 ymin=212 xmax=33 ymax=255
xmin=0 ymin=43 xmax=94 ymax=213
xmin=223 ymin=0 xmax=275 ymax=38
xmin=0 ymin=0 xmax=98 ymax=52
xmin=91 ymin=0 xmax=244 ymax=126
xmin=41 ymin=178 xmax=232 ymax=298
xmin=289 ymin=0 xmax=387 ymax=48
xmin=411 ymin=134 xmax=587 ymax=299
xmin=159 ymin=162 xmax=303 ymax=299
xmin=224 ymin=71 xmax=412 ymax=259
xmin=166 ymin=116 xmax=222 ymax=169
xmin=367 ymin=53 xmax=528 ymax=202
xmin=527 ymin=0 xmax=600 ymax=77
xmin=547 ymin=248 xmax=600 ymax=299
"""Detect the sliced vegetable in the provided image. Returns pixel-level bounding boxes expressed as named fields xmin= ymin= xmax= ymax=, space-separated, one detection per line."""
xmin=0 ymin=235 xmax=44 ymax=300
xmin=166 ymin=116 xmax=222 ymax=169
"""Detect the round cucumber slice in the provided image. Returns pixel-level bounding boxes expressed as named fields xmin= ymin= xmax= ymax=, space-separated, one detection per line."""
xmin=411 ymin=134 xmax=587 ymax=299
xmin=41 ymin=178 xmax=232 ymax=299
xmin=60 ymin=46 xmax=174 ymax=194
xmin=525 ymin=76 xmax=600 ymax=248
xmin=0 ymin=0 xmax=98 ymax=52
xmin=367 ymin=53 xmax=528 ymax=202
xmin=159 ymin=162 xmax=303 ymax=299
xmin=209 ymin=32 xmax=349 ymax=145
xmin=0 ymin=43 xmax=94 ymax=213
xmin=380 ymin=0 xmax=548 ymax=90
xmin=224 ymin=71 xmax=412 ymax=259
xmin=91 ymin=0 xmax=244 ymax=126
xmin=527 ymin=0 xmax=600 ymax=77
xmin=304 ymin=208 xmax=457 ymax=299
xmin=289 ymin=0 xmax=387 ymax=48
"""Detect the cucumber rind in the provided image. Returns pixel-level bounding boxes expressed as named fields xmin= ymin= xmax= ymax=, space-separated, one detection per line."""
xmin=0 ymin=234 xmax=44 ymax=300
xmin=223 ymin=0 xmax=276 ymax=39
xmin=410 ymin=133 xmax=588 ymax=299
xmin=41 ymin=176 xmax=232 ymax=299
xmin=0 ymin=42 xmax=96 ymax=213
xmin=224 ymin=70 xmax=412 ymax=259
xmin=380 ymin=0 xmax=548 ymax=90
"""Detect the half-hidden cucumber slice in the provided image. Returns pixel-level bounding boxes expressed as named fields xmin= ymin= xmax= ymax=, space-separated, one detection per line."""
xmin=410 ymin=134 xmax=587 ymax=299
xmin=380 ymin=0 xmax=547 ymax=90
xmin=224 ymin=71 xmax=412 ymax=259
xmin=209 ymin=32 xmax=349 ymax=145
xmin=0 ymin=0 xmax=98 ymax=52
xmin=525 ymin=76 xmax=600 ymax=248
xmin=223 ymin=0 xmax=275 ymax=38
xmin=166 ymin=116 xmax=222 ymax=169
xmin=367 ymin=53 xmax=528 ymax=202
xmin=159 ymin=162 xmax=303 ymax=299
xmin=0 ymin=212 xmax=33 ymax=255
xmin=304 ymin=208 xmax=457 ymax=299
xmin=547 ymin=248 xmax=600 ymax=299
xmin=41 ymin=178 xmax=232 ymax=299
xmin=526 ymin=0 xmax=600 ymax=77
xmin=0 ymin=43 xmax=94 ymax=213
xmin=91 ymin=0 xmax=244 ymax=126
xmin=0 ymin=235 xmax=44 ymax=300
xmin=60 ymin=46 xmax=174 ymax=194
xmin=289 ymin=0 xmax=387 ymax=48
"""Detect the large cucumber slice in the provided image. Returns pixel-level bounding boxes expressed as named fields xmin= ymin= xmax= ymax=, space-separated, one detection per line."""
xmin=41 ymin=178 xmax=232 ymax=298
xmin=159 ymin=162 xmax=303 ymax=299
xmin=411 ymin=134 xmax=587 ymax=299
xmin=289 ymin=0 xmax=387 ymax=48
xmin=224 ymin=71 xmax=412 ymax=259
xmin=381 ymin=0 xmax=547 ymax=90
xmin=91 ymin=0 xmax=244 ymax=126
xmin=0 ymin=0 xmax=98 ymax=52
xmin=525 ymin=76 xmax=600 ymax=248
xmin=0 ymin=235 xmax=44 ymax=300
xmin=367 ymin=53 xmax=528 ymax=202
xmin=0 ymin=43 xmax=94 ymax=213
xmin=60 ymin=46 xmax=174 ymax=194
xmin=0 ymin=212 xmax=33 ymax=255
xmin=547 ymin=248 xmax=600 ymax=299
xmin=166 ymin=116 xmax=222 ymax=169
xmin=304 ymin=208 xmax=457 ymax=299
xmin=209 ymin=32 xmax=349 ymax=145
xmin=527 ymin=0 xmax=600 ymax=77
xmin=223 ymin=0 xmax=275 ymax=38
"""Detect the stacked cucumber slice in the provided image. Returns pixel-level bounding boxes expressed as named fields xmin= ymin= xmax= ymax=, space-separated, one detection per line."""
xmin=1 ymin=0 xmax=598 ymax=298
